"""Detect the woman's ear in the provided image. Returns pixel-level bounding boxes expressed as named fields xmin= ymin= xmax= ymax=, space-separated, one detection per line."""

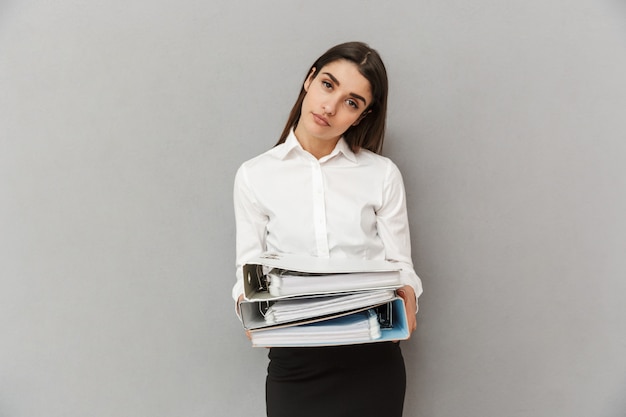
xmin=303 ymin=67 xmax=316 ymax=92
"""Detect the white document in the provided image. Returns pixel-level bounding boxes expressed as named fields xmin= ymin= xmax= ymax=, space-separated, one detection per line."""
xmin=243 ymin=252 xmax=404 ymax=301
xmin=267 ymin=271 xmax=401 ymax=297
xmin=264 ymin=289 xmax=396 ymax=324
xmin=246 ymin=252 xmax=402 ymax=274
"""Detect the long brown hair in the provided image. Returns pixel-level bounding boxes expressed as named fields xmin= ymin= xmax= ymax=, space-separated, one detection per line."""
xmin=276 ymin=42 xmax=388 ymax=154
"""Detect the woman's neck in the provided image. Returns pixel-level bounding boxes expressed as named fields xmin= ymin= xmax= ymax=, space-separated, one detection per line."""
xmin=293 ymin=127 xmax=340 ymax=159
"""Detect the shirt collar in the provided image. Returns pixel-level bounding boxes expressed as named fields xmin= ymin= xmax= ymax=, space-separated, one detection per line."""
xmin=276 ymin=129 xmax=358 ymax=164
xmin=273 ymin=130 xmax=301 ymax=160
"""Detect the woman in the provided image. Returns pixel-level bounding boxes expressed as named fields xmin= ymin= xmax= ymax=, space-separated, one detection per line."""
xmin=232 ymin=41 xmax=422 ymax=417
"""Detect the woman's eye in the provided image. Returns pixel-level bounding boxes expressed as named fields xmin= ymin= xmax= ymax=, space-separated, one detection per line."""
xmin=322 ymin=80 xmax=332 ymax=89
xmin=346 ymin=99 xmax=358 ymax=109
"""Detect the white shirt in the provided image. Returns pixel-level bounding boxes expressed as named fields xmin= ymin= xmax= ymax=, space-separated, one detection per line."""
xmin=232 ymin=130 xmax=423 ymax=308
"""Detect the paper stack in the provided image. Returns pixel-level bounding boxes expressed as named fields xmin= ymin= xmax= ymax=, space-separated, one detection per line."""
xmin=251 ymin=309 xmax=382 ymax=347
xmin=239 ymin=253 xmax=410 ymax=347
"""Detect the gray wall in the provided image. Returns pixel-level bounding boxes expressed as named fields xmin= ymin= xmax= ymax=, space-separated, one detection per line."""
xmin=1 ymin=1 xmax=625 ymax=416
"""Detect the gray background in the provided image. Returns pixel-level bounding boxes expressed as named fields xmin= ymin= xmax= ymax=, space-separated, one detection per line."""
xmin=1 ymin=1 xmax=625 ymax=416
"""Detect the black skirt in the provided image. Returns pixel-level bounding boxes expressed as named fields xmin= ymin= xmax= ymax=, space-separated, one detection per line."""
xmin=266 ymin=342 xmax=406 ymax=417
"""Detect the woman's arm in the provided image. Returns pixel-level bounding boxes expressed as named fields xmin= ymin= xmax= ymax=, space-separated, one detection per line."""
xmin=375 ymin=160 xmax=423 ymax=334
xmin=233 ymin=164 xmax=269 ymax=316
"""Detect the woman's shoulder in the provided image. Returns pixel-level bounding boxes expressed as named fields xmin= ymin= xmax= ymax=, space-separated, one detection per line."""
xmin=355 ymin=148 xmax=401 ymax=174
xmin=237 ymin=143 xmax=287 ymax=171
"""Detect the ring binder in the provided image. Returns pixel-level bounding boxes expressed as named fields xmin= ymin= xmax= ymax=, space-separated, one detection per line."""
xmin=240 ymin=253 xmax=410 ymax=347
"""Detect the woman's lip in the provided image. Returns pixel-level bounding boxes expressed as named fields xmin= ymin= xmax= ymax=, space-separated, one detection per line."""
xmin=312 ymin=113 xmax=330 ymax=126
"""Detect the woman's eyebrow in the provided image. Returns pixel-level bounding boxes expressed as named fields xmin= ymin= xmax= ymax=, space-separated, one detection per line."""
xmin=322 ymin=71 xmax=368 ymax=106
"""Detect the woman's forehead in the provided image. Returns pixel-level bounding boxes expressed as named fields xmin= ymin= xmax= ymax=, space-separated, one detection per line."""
xmin=317 ymin=60 xmax=372 ymax=96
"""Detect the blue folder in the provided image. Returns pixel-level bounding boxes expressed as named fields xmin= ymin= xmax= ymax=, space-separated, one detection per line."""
xmin=250 ymin=298 xmax=410 ymax=347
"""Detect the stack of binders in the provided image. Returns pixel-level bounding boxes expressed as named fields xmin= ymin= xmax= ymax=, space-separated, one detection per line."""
xmin=239 ymin=253 xmax=410 ymax=347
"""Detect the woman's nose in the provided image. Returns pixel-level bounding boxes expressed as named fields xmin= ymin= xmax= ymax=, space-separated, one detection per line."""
xmin=322 ymin=101 xmax=336 ymax=115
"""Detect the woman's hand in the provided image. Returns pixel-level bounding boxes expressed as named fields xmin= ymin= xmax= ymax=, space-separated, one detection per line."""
xmin=396 ymin=285 xmax=417 ymax=336
xmin=237 ymin=294 xmax=252 ymax=340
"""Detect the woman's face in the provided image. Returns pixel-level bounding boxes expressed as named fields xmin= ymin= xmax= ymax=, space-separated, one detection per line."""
xmin=295 ymin=59 xmax=372 ymax=147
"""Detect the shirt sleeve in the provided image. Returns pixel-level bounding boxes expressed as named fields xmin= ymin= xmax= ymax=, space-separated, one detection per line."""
xmin=375 ymin=160 xmax=423 ymax=311
xmin=232 ymin=164 xmax=268 ymax=306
